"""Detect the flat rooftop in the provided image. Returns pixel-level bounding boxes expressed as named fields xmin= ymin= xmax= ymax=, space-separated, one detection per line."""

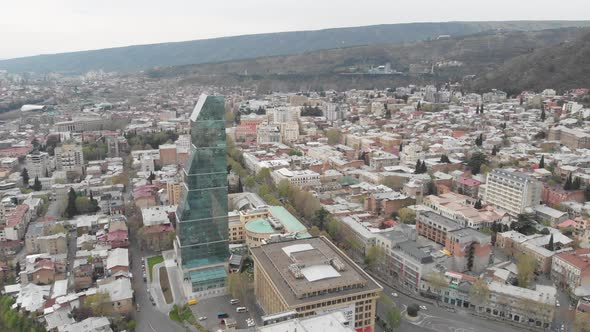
xmin=251 ymin=237 xmax=381 ymax=306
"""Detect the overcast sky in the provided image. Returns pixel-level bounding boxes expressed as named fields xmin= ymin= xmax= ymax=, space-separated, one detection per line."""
xmin=2 ymin=0 xmax=590 ymax=59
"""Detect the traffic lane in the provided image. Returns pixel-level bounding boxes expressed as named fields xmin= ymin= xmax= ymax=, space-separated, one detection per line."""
xmin=379 ymin=280 xmax=524 ymax=332
xmin=130 ymin=241 xmax=185 ymax=332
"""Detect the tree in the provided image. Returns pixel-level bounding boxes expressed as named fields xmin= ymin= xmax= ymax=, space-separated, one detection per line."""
xmin=66 ymin=188 xmax=78 ymax=218
xmin=475 ymin=134 xmax=483 ymax=147
xmin=574 ymin=312 xmax=590 ymax=332
xmin=407 ymin=303 xmax=419 ymax=317
xmin=548 ymin=234 xmax=554 ymax=251
xmin=385 ymin=307 xmax=402 ymax=331
xmin=399 ymin=142 xmax=403 ymax=152
xmin=309 ymin=226 xmax=321 ymax=237
xmin=326 ymin=129 xmax=342 ymax=145
xmin=312 ymin=208 xmax=330 ymax=230
xmin=32 ymin=176 xmax=42 ymax=191
xmin=398 ymin=208 xmax=416 ymax=224
xmin=469 ymin=279 xmax=490 ymax=305
xmin=84 ymin=292 xmax=111 ymax=316
xmin=574 ymin=177 xmax=582 ymax=190
xmin=420 ymin=160 xmax=427 ymax=173
xmin=147 ymin=171 xmax=156 ymax=184
xmin=426 ymin=272 xmax=448 ymax=296
xmin=364 ymin=245 xmax=385 ymax=271
xmin=440 ymin=154 xmax=450 ymax=163
xmin=237 ymin=177 xmax=243 ymax=193
xmin=244 ymin=176 xmax=256 ymax=188
xmin=491 ymin=145 xmax=498 ymax=156
xmin=89 ymin=192 xmax=100 ymax=213
xmin=564 ymin=173 xmax=573 ymax=191
xmin=516 ymin=252 xmax=536 ymax=288
xmin=415 ymin=159 xmax=422 ymax=173
xmin=21 ymin=168 xmax=29 ymax=187
xmin=474 ymin=199 xmax=482 ymax=209
xmin=539 ymin=155 xmax=545 ymax=169
xmin=467 ymin=152 xmax=487 ymax=175
xmin=540 ymin=108 xmax=546 ymax=121
xmin=585 ymin=186 xmax=590 ymax=201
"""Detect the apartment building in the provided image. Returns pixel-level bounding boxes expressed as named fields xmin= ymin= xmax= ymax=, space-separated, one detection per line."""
xmin=55 ymin=144 xmax=84 ymax=174
xmin=484 ymin=169 xmax=542 ymax=216
xmin=388 ymin=241 xmax=435 ymax=292
xmin=476 ymin=281 xmax=555 ymax=329
xmin=271 ymin=168 xmax=320 ymax=188
xmin=251 ymin=237 xmax=382 ymax=332
xmin=551 ymin=248 xmax=590 ymax=292
xmin=548 ymin=126 xmax=590 ymax=150
xmin=25 ymin=151 xmax=50 ymax=179
xmin=257 ymin=123 xmax=281 ymax=145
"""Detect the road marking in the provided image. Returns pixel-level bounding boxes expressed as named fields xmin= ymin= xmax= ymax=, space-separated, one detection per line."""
xmin=148 ymin=321 xmax=158 ymax=332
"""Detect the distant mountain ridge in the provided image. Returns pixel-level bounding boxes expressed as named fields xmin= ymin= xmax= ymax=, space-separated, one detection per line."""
xmin=1 ymin=20 xmax=590 ymax=74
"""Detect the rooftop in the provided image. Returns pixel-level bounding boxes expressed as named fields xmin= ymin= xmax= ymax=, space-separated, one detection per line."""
xmin=250 ymin=237 xmax=381 ymax=306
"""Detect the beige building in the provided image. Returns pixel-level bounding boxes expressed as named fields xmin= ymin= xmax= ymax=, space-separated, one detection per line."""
xmin=166 ymin=181 xmax=182 ymax=205
xmin=484 ymin=169 xmax=542 ymax=216
xmin=37 ymin=233 xmax=68 ymax=255
xmin=280 ymin=121 xmax=299 ymax=143
xmin=548 ymin=126 xmax=590 ymax=150
xmin=251 ymin=237 xmax=382 ymax=332
xmin=55 ymin=144 xmax=84 ymax=174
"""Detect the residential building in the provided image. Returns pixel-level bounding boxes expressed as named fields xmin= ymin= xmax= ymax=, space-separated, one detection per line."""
xmin=174 ymin=95 xmax=230 ymax=299
xmin=484 ymin=169 xmax=542 ymax=216
xmin=548 ymin=126 xmax=590 ymax=150
xmin=271 ymin=168 xmax=320 ymax=188
xmin=446 ymin=228 xmax=492 ymax=274
xmin=551 ymin=248 xmax=590 ymax=292
xmin=388 ymin=241 xmax=435 ymax=292
xmin=365 ymin=191 xmax=414 ymax=216
xmin=257 ymin=123 xmax=281 ymax=145
xmin=159 ymin=144 xmax=177 ymax=166
xmin=258 ymin=311 xmax=354 ymax=332
xmin=476 ymin=281 xmax=555 ymax=329
xmin=55 ymin=144 xmax=84 ymax=174
xmin=97 ymin=277 xmax=134 ymax=314
xmin=251 ymin=237 xmax=382 ymax=332
xmin=25 ymin=151 xmax=50 ymax=179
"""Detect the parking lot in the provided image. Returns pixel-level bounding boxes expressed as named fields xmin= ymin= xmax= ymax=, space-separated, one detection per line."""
xmin=190 ymin=294 xmax=259 ymax=330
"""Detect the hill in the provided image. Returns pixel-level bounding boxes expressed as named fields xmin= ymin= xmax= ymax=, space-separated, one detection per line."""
xmin=1 ymin=21 xmax=590 ymax=74
xmin=146 ymin=28 xmax=588 ymax=93
xmin=472 ymin=32 xmax=590 ymax=93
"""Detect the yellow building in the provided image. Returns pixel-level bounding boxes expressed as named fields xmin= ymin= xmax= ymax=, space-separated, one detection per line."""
xmin=251 ymin=237 xmax=382 ymax=332
xmin=166 ymin=181 xmax=182 ymax=205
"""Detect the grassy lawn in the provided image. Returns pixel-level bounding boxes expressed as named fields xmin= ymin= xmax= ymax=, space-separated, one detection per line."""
xmin=159 ymin=266 xmax=173 ymax=304
xmin=169 ymin=305 xmax=208 ymax=332
xmin=147 ymin=255 xmax=163 ymax=280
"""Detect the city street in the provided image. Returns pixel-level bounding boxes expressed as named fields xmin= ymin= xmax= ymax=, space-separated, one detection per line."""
xmin=129 ymin=238 xmax=186 ymax=332
xmin=376 ymin=277 xmax=526 ymax=332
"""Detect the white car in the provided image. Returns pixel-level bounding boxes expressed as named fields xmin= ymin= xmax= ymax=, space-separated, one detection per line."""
xmin=198 ymin=316 xmax=207 ymax=321
xmin=556 ymin=300 xmax=560 ymax=307
xmin=419 ymin=305 xmax=427 ymax=310
xmin=391 ymin=292 xmax=398 ymax=297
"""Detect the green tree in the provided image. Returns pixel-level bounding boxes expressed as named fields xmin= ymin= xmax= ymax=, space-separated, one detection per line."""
xmin=474 ymin=199 xmax=482 ymax=209
xmin=564 ymin=173 xmax=573 ymax=190
xmin=32 ymin=176 xmax=42 ymax=191
xmin=364 ymin=245 xmax=385 ymax=271
xmin=326 ymin=129 xmax=342 ymax=145
xmin=469 ymin=279 xmax=490 ymax=305
xmin=66 ymin=188 xmax=78 ymax=218
xmin=440 ymin=154 xmax=451 ymax=163
xmin=407 ymin=303 xmax=419 ymax=317
xmin=516 ymin=252 xmax=536 ymax=288
xmin=540 ymin=108 xmax=546 ymax=121
xmin=244 ymin=176 xmax=256 ymax=188
xmin=398 ymin=208 xmax=416 ymax=224
xmin=312 ymin=208 xmax=330 ymax=230
xmin=21 ymin=168 xmax=29 ymax=187
xmin=548 ymin=234 xmax=554 ymax=251
xmin=385 ymin=306 xmax=402 ymax=331
xmin=89 ymin=192 xmax=100 ymax=213
xmin=467 ymin=152 xmax=487 ymax=175
xmin=539 ymin=155 xmax=545 ymax=169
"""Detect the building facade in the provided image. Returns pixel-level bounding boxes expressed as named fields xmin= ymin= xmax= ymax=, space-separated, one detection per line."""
xmin=55 ymin=144 xmax=84 ymax=174
xmin=484 ymin=169 xmax=542 ymax=216
xmin=174 ymin=94 xmax=230 ymax=298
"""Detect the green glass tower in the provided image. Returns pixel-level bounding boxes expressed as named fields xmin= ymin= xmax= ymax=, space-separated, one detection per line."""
xmin=175 ymin=94 xmax=229 ymax=294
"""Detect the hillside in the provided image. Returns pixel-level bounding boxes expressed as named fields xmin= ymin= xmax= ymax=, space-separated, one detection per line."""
xmin=145 ymin=28 xmax=588 ymax=93
xmin=472 ymin=32 xmax=590 ymax=92
xmin=1 ymin=21 xmax=590 ymax=74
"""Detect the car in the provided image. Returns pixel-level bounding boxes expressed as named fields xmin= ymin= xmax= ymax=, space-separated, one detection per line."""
xmin=556 ymin=300 xmax=561 ymax=307
xmin=230 ymin=299 xmax=239 ymax=305
xmin=391 ymin=292 xmax=398 ymax=297
xmin=247 ymin=321 xmax=255 ymax=327
xmin=419 ymin=305 xmax=427 ymax=310
xmin=198 ymin=316 xmax=207 ymax=321
xmin=136 ymin=304 xmax=141 ymax=312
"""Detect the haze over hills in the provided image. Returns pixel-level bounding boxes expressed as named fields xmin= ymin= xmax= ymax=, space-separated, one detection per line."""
xmin=1 ymin=20 xmax=590 ymax=74
xmin=146 ymin=27 xmax=589 ymax=94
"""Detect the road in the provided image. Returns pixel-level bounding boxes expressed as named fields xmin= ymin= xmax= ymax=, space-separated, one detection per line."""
xmin=129 ymin=237 xmax=186 ymax=332
xmin=46 ymin=197 xmax=65 ymax=219
xmin=375 ymin=276 xmax=527 ymax=332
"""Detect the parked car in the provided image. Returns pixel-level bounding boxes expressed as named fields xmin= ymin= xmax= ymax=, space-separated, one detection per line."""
xmin=230 ymin=299 xmax=239 ymax=305
xmin=391 ymin=292 xmax=398 ymax=297
xmin=419 ymin=305 xmax=427 ymax=310
xmin=198 ymin=316 xmax=207 ymax=321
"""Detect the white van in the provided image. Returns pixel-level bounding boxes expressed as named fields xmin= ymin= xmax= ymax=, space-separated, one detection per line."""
xmin=236 ymin=307 xmax=248 ymax=313
xmin=230 ymin=299 xmax=239 ymax=305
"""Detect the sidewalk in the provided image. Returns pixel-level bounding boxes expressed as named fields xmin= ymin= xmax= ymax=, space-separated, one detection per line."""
xmin=151 ymin=261 xmax=175 ymax=314
xmin=368 ymin=271 xmax=435 ymax=306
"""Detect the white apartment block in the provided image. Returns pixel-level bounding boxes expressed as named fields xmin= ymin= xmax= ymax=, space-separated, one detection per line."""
xmin=271 ymin=168 xmax=320 ymax=188
xmin=484 ymin=169 xmax=541 ymax=216
xmin=55 ymin=144 xmax=84 ymax=174
xmin=256 ymin=123 xmax=281 ymax=145
xmin=280 ymin=121 xmax=299 ymax=143
xmin=26 ymin=151 xmax=50 ymax=179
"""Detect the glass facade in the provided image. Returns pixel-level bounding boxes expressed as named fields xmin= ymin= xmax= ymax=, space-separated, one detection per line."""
xmin=176 ymin=95 xmax=229 ymax=277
